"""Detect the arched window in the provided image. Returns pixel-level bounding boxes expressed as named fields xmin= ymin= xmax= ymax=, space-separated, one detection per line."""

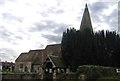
xmin=25 ymin=66 xmax=28 ymax=72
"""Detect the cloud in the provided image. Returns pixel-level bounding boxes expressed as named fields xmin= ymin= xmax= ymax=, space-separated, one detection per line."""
xmin=42 ymin=34 xmax=62 ymax=43
xmin=90 ymin=2 xmax=110 ymax=23
xmin=29 ymin=20 xmax=69 ymax=43
xmin=2 ymin=13 xmax=23 ymax=22
xmin=90 ymin=2 xmax=109 ymax=12
xmin=0 ymin=26 xmax=24 ymax=45
xmin=29 ymin=20 xmax=69 ymax=33
xmin=0 ymin=0 xmax=4 ymax=5
xmin=89 ymin=2 xmax=118 ymax=31
xmin=0 ymin=48 xmax=17 ymax=62
xmin=0 ymin=26 xmax=13 ymax=42
xmin=53 ymin=24 xmax=69 ymax=34
xmin=15 ymin=36 xmax=23 ymax=40
xmin=40 ymin=7 xmax=64 ymax=17
xmin=47 ymin=7 xmax=64 ymax=14
xmin=0 ymin=0 xmax=15 ymax=5
xmin=29 ymin=20 xmax=57 ymax=32
xmin=104 ymin=8 xmax=118 ymax=31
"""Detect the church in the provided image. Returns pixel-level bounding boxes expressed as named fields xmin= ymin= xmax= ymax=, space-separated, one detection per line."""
xmin=15 ymin=4 xmax=93 ymax=78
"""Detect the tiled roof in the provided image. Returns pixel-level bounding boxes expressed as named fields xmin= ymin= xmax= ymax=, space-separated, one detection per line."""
xmin=15 ymin=52 xmax=28 ymax=62
xmin=15 ymin=50 xmax=44 ymax=64
xmin=15 ymin=44 xmax=62 ymax=66
xmin=32 ymin=54 xmax=42 ymax=65
xmin=26 ymin=50 xmax=41 ymax=62
xmin=45 ymin=44 xmax=61 ymax=56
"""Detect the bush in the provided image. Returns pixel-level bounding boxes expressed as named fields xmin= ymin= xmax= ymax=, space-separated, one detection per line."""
xmin=76 ymin=65 xmax=117 ymax=80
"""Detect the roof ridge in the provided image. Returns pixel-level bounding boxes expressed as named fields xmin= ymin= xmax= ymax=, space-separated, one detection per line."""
xmin=46 ymin=43 xmax=61 ymax=46
xmin=29 ymin=49 xmax=43 ymax=52
xmin=21 ymin=52 xmax=28 ymax=54
xmin=49 ymin=55 xmax=59 ymax=57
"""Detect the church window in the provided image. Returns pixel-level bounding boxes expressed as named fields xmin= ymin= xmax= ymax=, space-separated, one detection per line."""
xmin=20 ymin=64 xmax=23 ymax=68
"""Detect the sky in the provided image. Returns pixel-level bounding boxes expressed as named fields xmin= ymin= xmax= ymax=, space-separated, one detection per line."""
xmin=0 ymin=0 xmax=119 ymax=62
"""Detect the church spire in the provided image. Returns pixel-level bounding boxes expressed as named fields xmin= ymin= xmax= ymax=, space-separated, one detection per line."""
xmin=80 ymin=4 xmax=93 ymax=32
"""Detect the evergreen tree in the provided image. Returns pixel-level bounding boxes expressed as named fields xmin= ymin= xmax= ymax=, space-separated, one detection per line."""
xmin=61 ymin=28 xmax=120 ymax=71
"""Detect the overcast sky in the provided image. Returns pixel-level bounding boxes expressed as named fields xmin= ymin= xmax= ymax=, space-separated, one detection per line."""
xmin=0 ymin=0 xmax=119 ymax=62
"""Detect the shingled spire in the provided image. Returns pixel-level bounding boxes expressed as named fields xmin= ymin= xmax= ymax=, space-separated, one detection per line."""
xmin=80 ymin=4 xmax=93 ymax=32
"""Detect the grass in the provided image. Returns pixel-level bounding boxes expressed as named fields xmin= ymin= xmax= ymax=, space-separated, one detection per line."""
xmin=2 ymin=71 xmax=15 ymax=74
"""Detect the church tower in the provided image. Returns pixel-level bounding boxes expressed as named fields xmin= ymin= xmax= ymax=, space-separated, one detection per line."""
xmin=80 ymin=4 xmax=93 ymax=32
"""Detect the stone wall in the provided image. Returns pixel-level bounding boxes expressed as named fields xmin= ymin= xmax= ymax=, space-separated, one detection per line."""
xmin=33 ymin=65 xmax=42 ymax=73
xmin=15 ymin=62 xmax=32 ymax=73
